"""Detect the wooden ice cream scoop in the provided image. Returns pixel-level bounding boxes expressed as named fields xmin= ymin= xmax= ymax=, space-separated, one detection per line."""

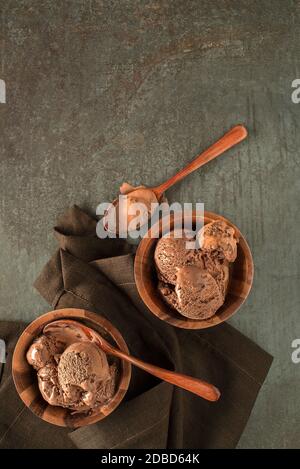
xmin=47 ymin=319 xmax=220 ymax=402
xmin=104 ymin=125 xmax=247 ymax=232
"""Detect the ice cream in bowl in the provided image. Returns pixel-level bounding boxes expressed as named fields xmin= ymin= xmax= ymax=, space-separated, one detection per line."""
xmin=134 ymin=211 xmax=254 ymax=329
xmin=12 ymin=309 xmax=131 ymax=428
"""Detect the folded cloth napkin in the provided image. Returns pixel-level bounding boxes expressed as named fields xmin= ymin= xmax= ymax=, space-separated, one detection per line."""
xmin=0 ymin=206 xmax=273 ymax=449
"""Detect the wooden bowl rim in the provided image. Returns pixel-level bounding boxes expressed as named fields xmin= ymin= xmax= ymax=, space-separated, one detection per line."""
xmin=12 ymin=308 xmax=131 ymax=428
xmin=134 ymin=210 xmax=254 ymax=329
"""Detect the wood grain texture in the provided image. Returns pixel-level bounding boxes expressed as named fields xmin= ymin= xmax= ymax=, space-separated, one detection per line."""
xmin=135 ymin=211 xmax=253 ymax=329
xmin=12 ymin=309 xmax=131 ymax=428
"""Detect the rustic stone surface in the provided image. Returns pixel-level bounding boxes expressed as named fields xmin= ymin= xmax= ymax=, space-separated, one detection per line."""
xmin=0 ymin=0 xmax=299 ymax=448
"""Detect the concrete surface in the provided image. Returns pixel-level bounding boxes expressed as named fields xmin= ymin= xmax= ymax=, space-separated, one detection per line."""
xmin=0 ymin=0 xmax=299 ymax=448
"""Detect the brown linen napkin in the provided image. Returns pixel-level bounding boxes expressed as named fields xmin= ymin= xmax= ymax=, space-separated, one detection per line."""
xmin=0 ymin=206 xmax=273 ymax=449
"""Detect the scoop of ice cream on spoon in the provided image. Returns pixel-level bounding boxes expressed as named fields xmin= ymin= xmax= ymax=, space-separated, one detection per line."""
xmin=103 ymin=125 xmax=247 ymax=235
xmin=121 ymin=183 xmax=159 ymax=232
xmin=175 ymin=265 xmax=224 ymax=320
xmin=103 ymin=183 xmax=159 ymax=236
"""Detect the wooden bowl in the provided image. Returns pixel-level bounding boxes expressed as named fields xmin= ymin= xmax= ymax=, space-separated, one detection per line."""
xmin=134 ymin=211 xmax=254 ymax=329
xmin=12 ymin=308 xmax=131 ymax=428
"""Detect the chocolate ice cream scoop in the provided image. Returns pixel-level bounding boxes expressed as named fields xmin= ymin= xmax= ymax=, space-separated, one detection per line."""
xmin=154 ymin=230 xmax=200 ymax=285
xmin=102 ymin=183 xmax=159 ymax=236
xmin=175 ymin=265 xmax=224 ymax=320
xmin=198 ymin=220 xmax=238 ymax=262
xmin=155 ymin=220 xmax=238 ymax=320
xmin=26 ymin=335 xmax=64 ymax=370
xmin=57 ymin=342 xmax=112 ymax=409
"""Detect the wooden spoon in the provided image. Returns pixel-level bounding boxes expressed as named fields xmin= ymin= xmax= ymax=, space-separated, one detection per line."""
xmin=45 ymin=319 xmax=220 ymax=402
xmin=152 ymin=124 xmax=247 ymax=199
xmin=104 ymin=125 xmax=247 ymax=231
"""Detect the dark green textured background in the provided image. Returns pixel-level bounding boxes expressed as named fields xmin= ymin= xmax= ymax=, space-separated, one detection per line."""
xmin=0 ymin=0 xmax=299 ymax=448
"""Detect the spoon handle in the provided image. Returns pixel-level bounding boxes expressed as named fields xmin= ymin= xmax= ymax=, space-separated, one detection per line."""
xmin=153 ymin=125 xmax=247 ymax=197
xmin=101 ymin=340 xmax=220 ymax=402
